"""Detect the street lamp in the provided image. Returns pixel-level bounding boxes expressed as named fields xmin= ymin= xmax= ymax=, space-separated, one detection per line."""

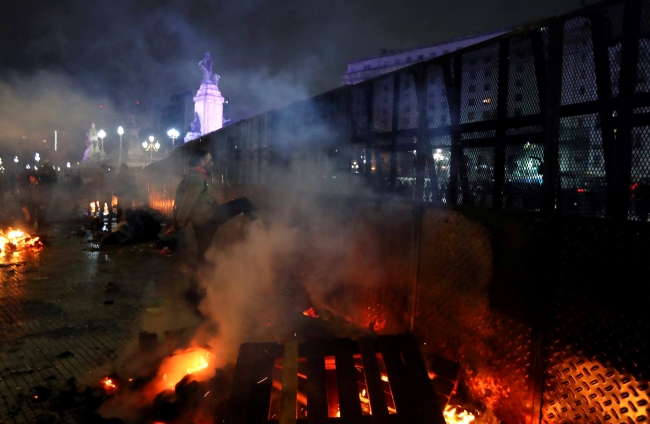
xmin=167 ymin=128 xmax=179 ymax=146
xmin=66 ymin=162 xmax=71 ymax=168
xmin=142 ymin=135 xmax=160 ymax=162
xmin=35 ymin=152 xmax=40 ymax=163
xmin=117 ymin=126 xmax=124 ymax=165
xmin=98 ymin=129 xmax=106 ymax=152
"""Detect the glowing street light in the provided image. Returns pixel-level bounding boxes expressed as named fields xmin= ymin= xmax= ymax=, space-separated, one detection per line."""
xmin=26 ymin=164 xmax=31 ymax=170
xmin=98 ymin=129 xmax=106 ymax=152
xmin=66 ymin=162 xmax=71 ymax=168
xmin=14 ymin=156 xmax=18 ymax=163
xmin=117 ymin=126 xmax=124 ymax=165
xmin=142 ymin=135 xmax=160 ymax=162
xmin=35 ymin=152 xmax=40 ymax=163
xmin=167 ymin=128 xmax=179 ymax=146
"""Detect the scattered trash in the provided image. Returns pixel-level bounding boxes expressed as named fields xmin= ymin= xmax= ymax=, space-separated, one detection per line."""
xmin=104 ymin=300 xmax=114 ymax=305
xmin=57 ymin=351 xmax=74 ymax=359
xmin=10 ymin=367 xmax=33 ymax=374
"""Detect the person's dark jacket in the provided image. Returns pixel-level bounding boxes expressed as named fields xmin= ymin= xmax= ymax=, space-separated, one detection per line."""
xmin=174 ymin=168 xmax=216 ymax=228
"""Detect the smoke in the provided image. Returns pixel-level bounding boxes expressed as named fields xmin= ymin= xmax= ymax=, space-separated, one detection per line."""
xmin=0 ymin=0 xmax=578 ymax=161
xmin=0 ymin=72 xmax=113 ymax=160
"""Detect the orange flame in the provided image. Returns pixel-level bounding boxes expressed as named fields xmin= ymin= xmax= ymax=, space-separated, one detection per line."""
xmin=303 ymin=307 xmax=318 ymax=318
xmin=102 ymin=378 xmax=117 ymax=392
xmin=0 ymin=228 xmax=41 ymax=252
xmin=443 ymin=405 xmax=475 ymax=424
xmin=146 ymin=348 xmax=214 ymax=397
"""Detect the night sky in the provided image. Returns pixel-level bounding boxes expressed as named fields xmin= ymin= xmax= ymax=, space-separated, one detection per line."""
xmin=0 ymin=0 xmax=580 ymax=160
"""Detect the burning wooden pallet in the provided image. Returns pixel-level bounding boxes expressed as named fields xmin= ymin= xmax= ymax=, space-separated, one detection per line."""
xmin=224 ymin=333 xmax=445 ymax=424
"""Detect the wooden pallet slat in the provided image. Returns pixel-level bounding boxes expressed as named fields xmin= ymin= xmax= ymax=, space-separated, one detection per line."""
xmin=280 ymin=341 xmax=299 ymax=424
xmin=302 ymin=339 xmax=328 ymax=424
xmin=225 ymin=343 xmax=258 ymax=424
xmin=358 ymin=338 xmax=390 ymax=424
xmin=377 ymin=335 xmax=417 ymax=424
xmin=396 ymin=334 xmax=445 ymax=424
xmin=333 ymin=338 xmax=363 ymax=424
xmin=246 ymin=343 xmax=280 ymax=424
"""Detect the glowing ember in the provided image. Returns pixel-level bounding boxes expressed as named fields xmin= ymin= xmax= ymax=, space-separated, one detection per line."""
xmin=102 ymin=378 xmax=117 ymax=392
xmin=0 ymin=228 xmax=41 ymax=252
xmin=443 ymin=405 xmax=475 ymax=424
xmin=303 ymin=307 xmax=318 ymax=318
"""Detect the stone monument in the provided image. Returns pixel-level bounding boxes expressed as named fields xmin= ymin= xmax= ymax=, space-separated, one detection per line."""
xmin=184 ymin=52 xmax=224 ymax=143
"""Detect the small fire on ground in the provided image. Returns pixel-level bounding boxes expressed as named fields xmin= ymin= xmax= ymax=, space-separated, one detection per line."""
xmin=146 ymin=348 xmax=214 ymax=397
xmin=302 ymin=307 xmax=318 ymax=318
xmin=444 ymin=405 xmax=476 ymax=424
xmin=0 ymin=228 xmax=41 ymax=252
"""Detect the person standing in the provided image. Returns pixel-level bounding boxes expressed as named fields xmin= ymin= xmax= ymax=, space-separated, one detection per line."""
xmin=37 ymin=159 xmax=58 ymax=227
xmin=16 ymin=169 xmax=41 ymax=227
xmin=172 ymin=150 xmax=255 ymax=300
xmin=113 ymin=164 xmax=138 ymax=222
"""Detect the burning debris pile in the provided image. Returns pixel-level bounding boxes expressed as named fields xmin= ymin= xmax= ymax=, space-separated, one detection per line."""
xmin=0 ymin=228 xmax=42 ymax=252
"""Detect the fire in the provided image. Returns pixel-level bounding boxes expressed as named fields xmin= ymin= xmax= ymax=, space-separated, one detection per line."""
xmin=303 ymin=307 xmax=318 ymax=318
xmin=443 ymin=405 xmax=475 ymax=424
xmin=0 ymin=228 xmax=41 ymax=252
xmin=147 ymin=348 xmax=214 ymax=397
xmin=102 ymin=378 xmax=117 ymax=393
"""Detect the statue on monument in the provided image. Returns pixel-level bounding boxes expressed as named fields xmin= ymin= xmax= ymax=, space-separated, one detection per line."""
xmin=199 ymin=52 xmax=214 ymax=85
xmin=83 ymin=123 xmax=101 ymax=162
xmin=190 ymin=112 xmax=201 ymax=133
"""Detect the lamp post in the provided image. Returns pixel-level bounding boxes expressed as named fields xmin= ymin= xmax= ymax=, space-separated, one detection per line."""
xmin=167 ymin=128 xmax=179 ymax=146
xmin=98 ymin=129 xmax=106 ymax=152
xmin=35 ymin=152 xmax=40 ymax=163
xmin=142 ymin=135 xmax=160 ymax=163
xmin=117 ymin=126 xmax=124 ymax=165
xmin=13 ymin=156 xmax=18 ymax=174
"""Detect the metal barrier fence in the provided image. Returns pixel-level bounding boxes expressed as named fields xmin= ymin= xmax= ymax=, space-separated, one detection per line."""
xmin=148 ymin=0 xmax=650 ymax=222
xmin=142 ymin=2 xmax=650 ymax=421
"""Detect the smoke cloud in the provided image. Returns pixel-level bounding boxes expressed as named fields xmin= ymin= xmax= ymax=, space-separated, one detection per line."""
xmin=1 ymin=0 xmax=577 ymax=160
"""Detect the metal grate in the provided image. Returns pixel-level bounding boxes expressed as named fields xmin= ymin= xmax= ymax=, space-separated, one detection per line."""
xmin=558 ymin=114 xmax=605 ymax=217
xmin=373 ymin=76 xmax=394 ymax=133
xmin=630 ymin=126 xmax=650 ymax=220
xmin=508 ymin=34 xmax=542 ymax=118
xmin=460 ymin=45 xmax=500 ymax=124
xmin=398 ymin=71 xmax=419 ymax=130
xmin=561 ymin=18 xmax=598 ymax=106
xmin=503 ymin=142 xmax=544 ymax=211
xmin=459 ymin=147 xmax=495 ymax=207
xmin=426 ymin=65 xmax=452 ymax=129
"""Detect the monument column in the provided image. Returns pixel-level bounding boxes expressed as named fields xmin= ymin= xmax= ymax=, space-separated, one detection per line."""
xmin=194 ymin=83 xmax=224 ymax=135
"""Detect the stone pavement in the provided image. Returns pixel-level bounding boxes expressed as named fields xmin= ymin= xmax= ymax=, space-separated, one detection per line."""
xmin=0 ymin=223 xmax=200 ymax=423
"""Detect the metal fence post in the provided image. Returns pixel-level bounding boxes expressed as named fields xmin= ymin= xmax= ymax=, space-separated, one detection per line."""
xmin=444 ymin=58 xmax=462 ymax=205
xmin=541 ymin=21 xmax=564 ymax=214
xmin=493 ymin=40 xmax=511 ymax=208
xmin=612 ymin=0 xmax=642 ymax=220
